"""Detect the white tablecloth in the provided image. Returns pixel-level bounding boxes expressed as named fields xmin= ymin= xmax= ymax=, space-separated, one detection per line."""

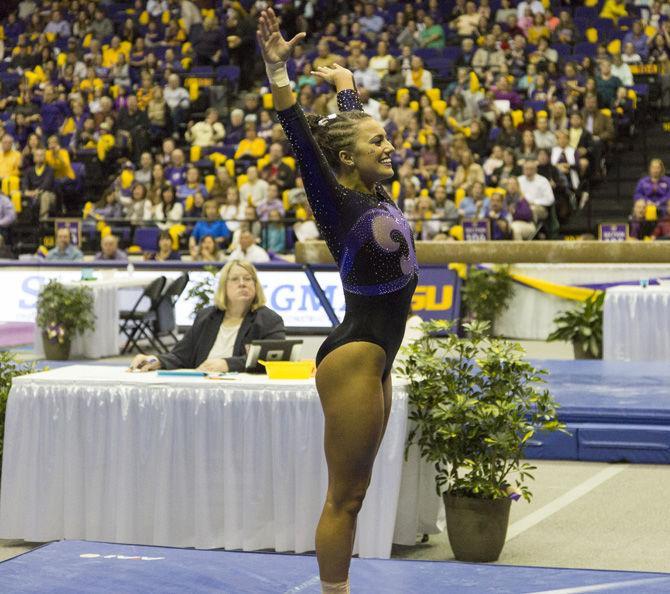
xmin=603 ymin=285 xmax=670 ymax=361
xmin=0 ymin=366 xmax=441 ymax=558
xmin=33 ymin=276 xmax=151 ymax=359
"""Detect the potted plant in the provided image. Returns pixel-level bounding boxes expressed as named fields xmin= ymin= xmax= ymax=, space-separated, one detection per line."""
xmin=547 ymin=292 xmax=604 ymax=359
xmin=398 ymin=319 xmax=565 ymax=562
xmin=36 ymin=280 xmax=96 ymax=360
xmin=461 ymin=265 xmax=514 ymax=335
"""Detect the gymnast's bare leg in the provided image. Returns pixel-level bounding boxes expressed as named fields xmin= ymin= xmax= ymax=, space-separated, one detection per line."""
xmin=314 ymin=342 xmax=392 ymax=587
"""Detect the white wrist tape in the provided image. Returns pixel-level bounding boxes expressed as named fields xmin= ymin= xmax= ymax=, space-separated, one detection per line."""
xmin=265 ymin=62 xmax=290 ymax=88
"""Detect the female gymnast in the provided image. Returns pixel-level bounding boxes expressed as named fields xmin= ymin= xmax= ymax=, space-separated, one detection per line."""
xmin=257 ymin=9 xmax=418 ymax=593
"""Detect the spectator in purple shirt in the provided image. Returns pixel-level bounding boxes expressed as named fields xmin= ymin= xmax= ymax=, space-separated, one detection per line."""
xmin=95 ymin=234 xmax=128 ymax=261
xmin=39 ymin=84 xmax=70 ymax=138
xmin=165 ymin=149 xmax=188 ymax=187
xmin=493 ymin=76 xmax=523 ymax=109
xmin=485 ymin=191 xmax=512 ymax=240
xmin=359 ymin=4 xmax=384 ymax=39
xmin=634 ymin=158 xmax=670 ymax=211
xmin=0 ymin=192 xmax=17 ymax=245
xmin=623 ymin=21 xmax=649 ymax=60
xmin=43 ymin=10 xmax=71 ymax=38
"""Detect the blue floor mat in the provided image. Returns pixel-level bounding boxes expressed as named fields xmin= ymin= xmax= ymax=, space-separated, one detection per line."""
xmin=534 ymin=360 xmax=670 ymax=424
xmin=0 ymin=540 xmax=669 ymax=594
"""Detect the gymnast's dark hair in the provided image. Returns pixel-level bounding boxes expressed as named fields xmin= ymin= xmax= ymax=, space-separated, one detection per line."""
xmin=305 ymin=111 xmax=373 ymax=172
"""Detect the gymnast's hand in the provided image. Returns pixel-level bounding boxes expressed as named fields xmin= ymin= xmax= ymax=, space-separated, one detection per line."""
xmin=257 ymin=8 xmax=306 ymax=66
xmin=311 ymin=63 xmax=354 ymax=89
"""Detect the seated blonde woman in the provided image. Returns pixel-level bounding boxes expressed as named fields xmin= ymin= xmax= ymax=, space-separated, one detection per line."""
xmin=130 ymin=259 xmax=285 ymax=373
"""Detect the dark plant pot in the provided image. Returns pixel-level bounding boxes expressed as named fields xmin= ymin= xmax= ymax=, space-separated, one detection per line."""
xmin=572 ymin=341 xmax=597 ymax=360
xmin=443 ymin=493 xmax=511 ymax=562
xmin=42 ymin=333 xmax=71 ymax=360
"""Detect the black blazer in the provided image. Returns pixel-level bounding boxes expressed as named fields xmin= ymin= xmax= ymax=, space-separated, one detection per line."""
xmin=157 ymin=305 xmax=286 ymax=372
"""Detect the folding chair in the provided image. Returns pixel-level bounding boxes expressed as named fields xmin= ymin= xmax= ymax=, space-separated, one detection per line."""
xmin=153 ymin=272 xmax=190 ymax=353
xmin=119 ymin=276 xmax=166 ymax=354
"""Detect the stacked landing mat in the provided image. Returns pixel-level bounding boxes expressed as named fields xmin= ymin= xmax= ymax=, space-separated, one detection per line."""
xmin=526 ymin=361 xmax=670 ymax=464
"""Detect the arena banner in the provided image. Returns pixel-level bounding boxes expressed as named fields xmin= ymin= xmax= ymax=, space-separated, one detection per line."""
xmin=598 ymin=223 xmax=628 ymax=242
xmin=3 ymin=265 xmax=461 ymax=331
xmin=412 ymin=266 xmax=461 ymax=323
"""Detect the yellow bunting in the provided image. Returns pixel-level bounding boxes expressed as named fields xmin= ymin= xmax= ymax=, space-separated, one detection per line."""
xmin=509 ymin=271 xmax=600 ymax=301
xmin=449 ymin=262 xmax=467 ymax=279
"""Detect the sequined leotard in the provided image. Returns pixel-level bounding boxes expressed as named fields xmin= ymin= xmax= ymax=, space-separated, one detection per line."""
xmin=276 ymin=89 xmax=419 ymax=380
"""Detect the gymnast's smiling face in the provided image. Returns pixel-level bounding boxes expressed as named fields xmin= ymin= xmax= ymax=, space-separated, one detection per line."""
xmin=346 ymin=118 xmax=395 ymax=187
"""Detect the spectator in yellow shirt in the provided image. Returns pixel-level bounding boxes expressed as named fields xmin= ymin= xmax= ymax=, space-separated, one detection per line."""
xmin=80 ymin=66 xmax=105 ymax=97
xmin=0 ymin=134 xmax=22 ymax=179
xmin=46 ymin=135 xmax=75 ymax=180
xmin=312 ymin=40 xmax=344 ymax=70
xmin=136 ymin=71 xmax=154 ymax=111
xmin=234 ymin=123 xmax=267 ymax=160
xmin=102 ymin=36 xmax=124 ymax=69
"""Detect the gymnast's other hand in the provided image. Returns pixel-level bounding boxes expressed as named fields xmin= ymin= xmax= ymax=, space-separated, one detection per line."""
xmin=257 ymin=8 xmax=306 ymax=65
xmin=311 ymin=63 xmax=354 ymax=88
xmin=128 ymin=354 xmax=161 ymax=372
xmin=197 ymin=359 xmax=230 ymax=373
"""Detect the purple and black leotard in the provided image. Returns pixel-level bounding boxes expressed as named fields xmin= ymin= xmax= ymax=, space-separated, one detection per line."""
xmin=276 ymin=89 xmax=419 ymax=380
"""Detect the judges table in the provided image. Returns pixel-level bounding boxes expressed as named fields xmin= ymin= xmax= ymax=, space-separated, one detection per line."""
xmin=0 ymin=366 xmax=441 ymax=559
xmin=603 ymin=285 xmax=670 ymax=361
xmin=32 ymin=276 xmax=153 ymax=359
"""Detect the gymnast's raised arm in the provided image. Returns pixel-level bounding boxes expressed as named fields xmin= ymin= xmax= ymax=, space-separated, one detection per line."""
xmin=257 ymin=9 xmax=345 ymax=224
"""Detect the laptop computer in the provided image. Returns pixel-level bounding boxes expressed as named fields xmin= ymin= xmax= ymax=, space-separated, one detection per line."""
xmin=245 ymin=339 xmax=304 ymax=373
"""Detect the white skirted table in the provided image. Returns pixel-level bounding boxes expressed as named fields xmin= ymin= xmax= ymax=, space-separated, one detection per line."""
xmin=603 ymin=285 xmax=670 ymax=361
xmin=32 ymin=276 xmax=152 ymax=359
xmin=0 ymin=366 xmax=441 ymax=559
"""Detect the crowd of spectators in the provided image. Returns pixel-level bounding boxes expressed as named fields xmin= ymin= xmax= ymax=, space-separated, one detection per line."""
xmin=0 ymin=0 xmax=667 ymax=259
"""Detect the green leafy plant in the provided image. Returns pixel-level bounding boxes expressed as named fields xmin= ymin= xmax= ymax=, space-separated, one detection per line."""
xmin=398 ymin=319 xmax=566 ymax=502
xmin=547 ymin=292 xmax=604 ymax=358
xmin=36 ymin=280 xmax=96 ymax=343
xmin=0 ymin=351 xmax=37 ymax=470
xmin=185 ymin=265 xmax=220 ymax=315
xmin=461 ymin=266 xmax=514 ymax=333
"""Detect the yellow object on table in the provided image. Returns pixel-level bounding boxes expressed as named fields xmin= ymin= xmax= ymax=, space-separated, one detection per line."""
xmin=259 ymin=360 xmax=316 ymax=380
